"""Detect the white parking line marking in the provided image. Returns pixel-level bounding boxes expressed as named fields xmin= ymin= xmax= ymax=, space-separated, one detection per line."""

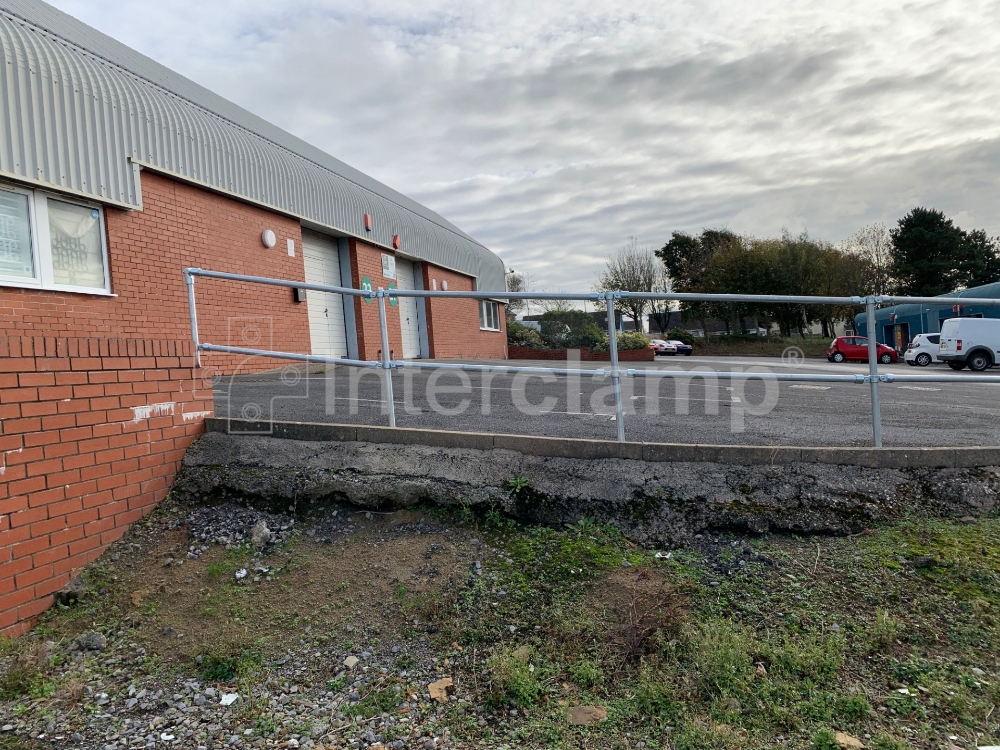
xmin=897 ymin=386 xmax=941 ymax=391
xmin=789 ymin=385 xmax=831 ymax=390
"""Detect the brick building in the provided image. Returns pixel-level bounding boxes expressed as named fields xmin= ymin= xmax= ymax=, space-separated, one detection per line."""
xmin=0 ymin=0 xmax=508 ymax=633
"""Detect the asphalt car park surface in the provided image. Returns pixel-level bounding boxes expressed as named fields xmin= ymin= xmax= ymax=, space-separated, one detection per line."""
xmin=213 ymin=355 xmax=1000 ymax=447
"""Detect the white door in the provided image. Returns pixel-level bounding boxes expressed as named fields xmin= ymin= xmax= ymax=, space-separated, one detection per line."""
xmin=394 ymin=258 xmax=421 ymax=359
xmin=302 ymin=231 xmax=348 ymax=358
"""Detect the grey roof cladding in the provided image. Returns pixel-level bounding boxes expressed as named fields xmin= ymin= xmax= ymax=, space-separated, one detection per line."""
xmin=0 ymin=0 xmax=506 ymax=291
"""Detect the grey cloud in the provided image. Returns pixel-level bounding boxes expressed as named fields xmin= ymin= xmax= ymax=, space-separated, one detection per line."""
xmin=47 ymin=0 xmax=1000 ymax=290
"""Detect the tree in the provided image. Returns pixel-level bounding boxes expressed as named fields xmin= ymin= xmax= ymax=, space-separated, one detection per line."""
xmin=844 ymin=223 xmax=893 ymax=296
xmin=962 ymin=229 xmax=1000 ymax=289
xmin=890 ymin=209 xmax=970 ymax=297
xmin=595 ymin=237 xmax=663 ymax=331
xmin=657 ymin=229 xmax=740 ymax=335
xmin=504 ymin=271 xmax=533 ymax=321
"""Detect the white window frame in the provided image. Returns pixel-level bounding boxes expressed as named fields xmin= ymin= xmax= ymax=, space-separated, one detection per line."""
xmin=479 ymin=299 xmax=501 ymax=331
xmin=0 ymin=182 xmax=112 ymax=295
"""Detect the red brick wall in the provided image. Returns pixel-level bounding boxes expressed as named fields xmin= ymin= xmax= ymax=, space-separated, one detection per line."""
xmin=508 ymin=345 xmax=654 ymax=361
xmin=0 ymin=172 xmax=310 ymax=375
xmin=423 ymin=264 xmax=507 ymax=359
xmin=349 ymin=239 xmax=403 ymax=360
xmin=0 ymin=335 xmax=211 ymax=635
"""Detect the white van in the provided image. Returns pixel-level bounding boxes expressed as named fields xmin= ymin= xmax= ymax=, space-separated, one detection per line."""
xmin=938 ymin=318 xmax=1000 ymax=371
xmin=904 ymin=333 xmax=941 ymax=366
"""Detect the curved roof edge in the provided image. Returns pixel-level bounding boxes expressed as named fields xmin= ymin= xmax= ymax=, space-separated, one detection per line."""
xmin=0 ymin=0 xmax=507 ymax=291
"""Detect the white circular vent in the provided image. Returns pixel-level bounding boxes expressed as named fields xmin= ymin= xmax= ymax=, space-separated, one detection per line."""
xmin=261 ymin=229 xmax=277 ymax=248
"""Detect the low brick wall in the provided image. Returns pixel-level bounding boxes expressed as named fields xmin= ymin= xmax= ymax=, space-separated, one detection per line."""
xmin=509 ymin=345 xmax=654 ymax=361
xmin=0 ymin=336 xmax=213 ymax=635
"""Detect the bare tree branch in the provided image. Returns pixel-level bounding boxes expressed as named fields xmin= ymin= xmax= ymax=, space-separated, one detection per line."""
xmin=595 ymin=237 xmax=663 ymax=330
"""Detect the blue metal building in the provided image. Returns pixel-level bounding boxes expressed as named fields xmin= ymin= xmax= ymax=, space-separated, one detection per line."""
xmin=855 ymin=281 xmax=1000 ymax=351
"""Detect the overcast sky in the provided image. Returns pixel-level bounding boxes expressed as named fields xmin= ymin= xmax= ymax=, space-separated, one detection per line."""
xmin=50 ymin=0 xmax=1000 ymax=291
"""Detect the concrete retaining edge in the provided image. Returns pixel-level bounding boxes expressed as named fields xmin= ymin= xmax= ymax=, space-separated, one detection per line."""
xmin=204 ymin=418 xmax=1000 ymax=469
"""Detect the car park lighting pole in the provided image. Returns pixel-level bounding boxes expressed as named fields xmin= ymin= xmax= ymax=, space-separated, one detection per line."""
xmin=865 ymin=296 xmax=883 ymax=447
xmin=377 ymin=290 xmax=397 ymax=428
xmin=605 ymin=292 xmax=626 ymax=442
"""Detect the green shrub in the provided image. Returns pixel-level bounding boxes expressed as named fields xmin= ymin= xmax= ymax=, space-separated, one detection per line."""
xmin=616 ymin=331 xmax=650 ymax=351
xmin=538 ymin=310 xmax=605 ymax=349
xmin=666 ymin=328 xmax=696 ymax=345
xmin=507 ymin=320 xmax=543 ymax=348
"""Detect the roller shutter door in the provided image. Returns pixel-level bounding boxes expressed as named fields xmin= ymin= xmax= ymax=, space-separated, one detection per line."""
xmin=395 ymin=258 xmax=421 ymax=359
xmin=302 ymin=231 xmax=348 ymax=358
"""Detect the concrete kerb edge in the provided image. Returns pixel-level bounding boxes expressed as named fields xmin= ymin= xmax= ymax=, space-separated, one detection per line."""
xmin=203 ymin=419 xmax=996 ymax=468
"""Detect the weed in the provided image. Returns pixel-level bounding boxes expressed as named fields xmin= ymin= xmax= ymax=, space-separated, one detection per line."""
xmin=871 ymin=735 xmax=910 ymax=750
xmin=356 ymin=684 xmax=400 ymax=717
xmin=688 ymin=620 xmax=755 ymax=700
xmin=568 ymin=657 xmax=603 ymax=689
xmin=810 ymin=727 xmax=839 ymax=750
xmin=0 ymin=661 xmax=43 ymax=701
xmin=487 ymin=646 xmax=544 ymax=707
xmin=197 ymin=641 xmax=263 ymax=682
xmin=631 ymin=664 xmax=680 ymax=721
xmin=253 ymin=715 xmax=279 ymax=736
xmin=836 ymin=693 xmax=871 ymax=720
xmin=508 ymin=476 xmax=530 ymax=494
xmin=866 ymin=610 xmax=900 ymax=653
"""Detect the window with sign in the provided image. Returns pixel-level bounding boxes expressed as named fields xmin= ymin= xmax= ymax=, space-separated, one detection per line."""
xmin=0 ymin=183 xmax=110 ymax=294
xmin=479 ymin=300 xmax=501 ymax=331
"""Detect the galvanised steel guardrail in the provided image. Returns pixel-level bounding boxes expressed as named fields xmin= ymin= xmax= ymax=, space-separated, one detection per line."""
xmin=184 ymin=268 xmax=1000 ymax=447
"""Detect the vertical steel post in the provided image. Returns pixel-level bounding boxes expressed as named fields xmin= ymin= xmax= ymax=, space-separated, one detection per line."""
xmin=377 ymin=290 xmax=397 ymax=428
xmin=865 ymin=297 xmax=883 ymax=447
xmin=184 ymin=269 xmax=202 ymax=368
xmin=605 ymin=292 xmax=625 ymax=442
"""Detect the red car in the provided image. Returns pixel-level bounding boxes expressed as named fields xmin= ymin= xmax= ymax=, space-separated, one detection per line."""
xmin=828 ymin=336 xmax=897 ymax=364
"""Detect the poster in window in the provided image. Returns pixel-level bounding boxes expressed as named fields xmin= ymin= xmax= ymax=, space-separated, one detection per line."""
xmin=381 ymin=253 xmax=396 ymax=280
xmin=48 ymin=199 xmax=105 ymax=289
xmin=0 ymin=190 xmax=34 ymax=279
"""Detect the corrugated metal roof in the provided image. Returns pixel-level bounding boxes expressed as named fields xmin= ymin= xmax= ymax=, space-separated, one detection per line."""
xmin=0 ymin=0 xmax=506 ymax=291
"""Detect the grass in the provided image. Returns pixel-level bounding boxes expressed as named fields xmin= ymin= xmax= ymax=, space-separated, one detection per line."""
xmin=431 ymin=511 xmax=1000 ymax=748
xmin=688 ymin=335 xmax=833 ymax=358
xmin=6 ymin=504 xmax=999 ymax=749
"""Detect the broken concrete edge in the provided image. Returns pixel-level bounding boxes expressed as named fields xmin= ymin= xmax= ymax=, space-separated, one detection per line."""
xmin=203 ymin=418 xmax=1000 ymax=469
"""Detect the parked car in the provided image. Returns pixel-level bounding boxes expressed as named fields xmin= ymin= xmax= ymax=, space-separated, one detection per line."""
xmin=938 ymin=317 xmax=1000 ymax=371
xmin=827 ymin=336 xmax=898 ymax=364
xmin=648 ymin=339 xmax=677 ymax=355
xmin=904 ymin=333 xmax=941 ymax=367
xmin=666 ymin=339 xmax=694 ymax=356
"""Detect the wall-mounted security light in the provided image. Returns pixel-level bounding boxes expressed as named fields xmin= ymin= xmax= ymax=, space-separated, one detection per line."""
xmin=261 ymin=229 xmax=277 ymax=248
xmin=441 ymin=280 xmax=449 ymax=291
xmin=293 ymin=288 xmax=306 ymax=303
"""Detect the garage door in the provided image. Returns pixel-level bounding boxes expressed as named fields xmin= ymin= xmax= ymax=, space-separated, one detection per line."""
xmin=395 ymin=258 xmax=421 ymax=359
xmin=302 ymin=231 xmax=348 ymax=358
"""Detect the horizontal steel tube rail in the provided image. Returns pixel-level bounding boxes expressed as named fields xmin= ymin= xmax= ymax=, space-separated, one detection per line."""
xmin=184 ymin=267 xmax=1000 ymax=447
